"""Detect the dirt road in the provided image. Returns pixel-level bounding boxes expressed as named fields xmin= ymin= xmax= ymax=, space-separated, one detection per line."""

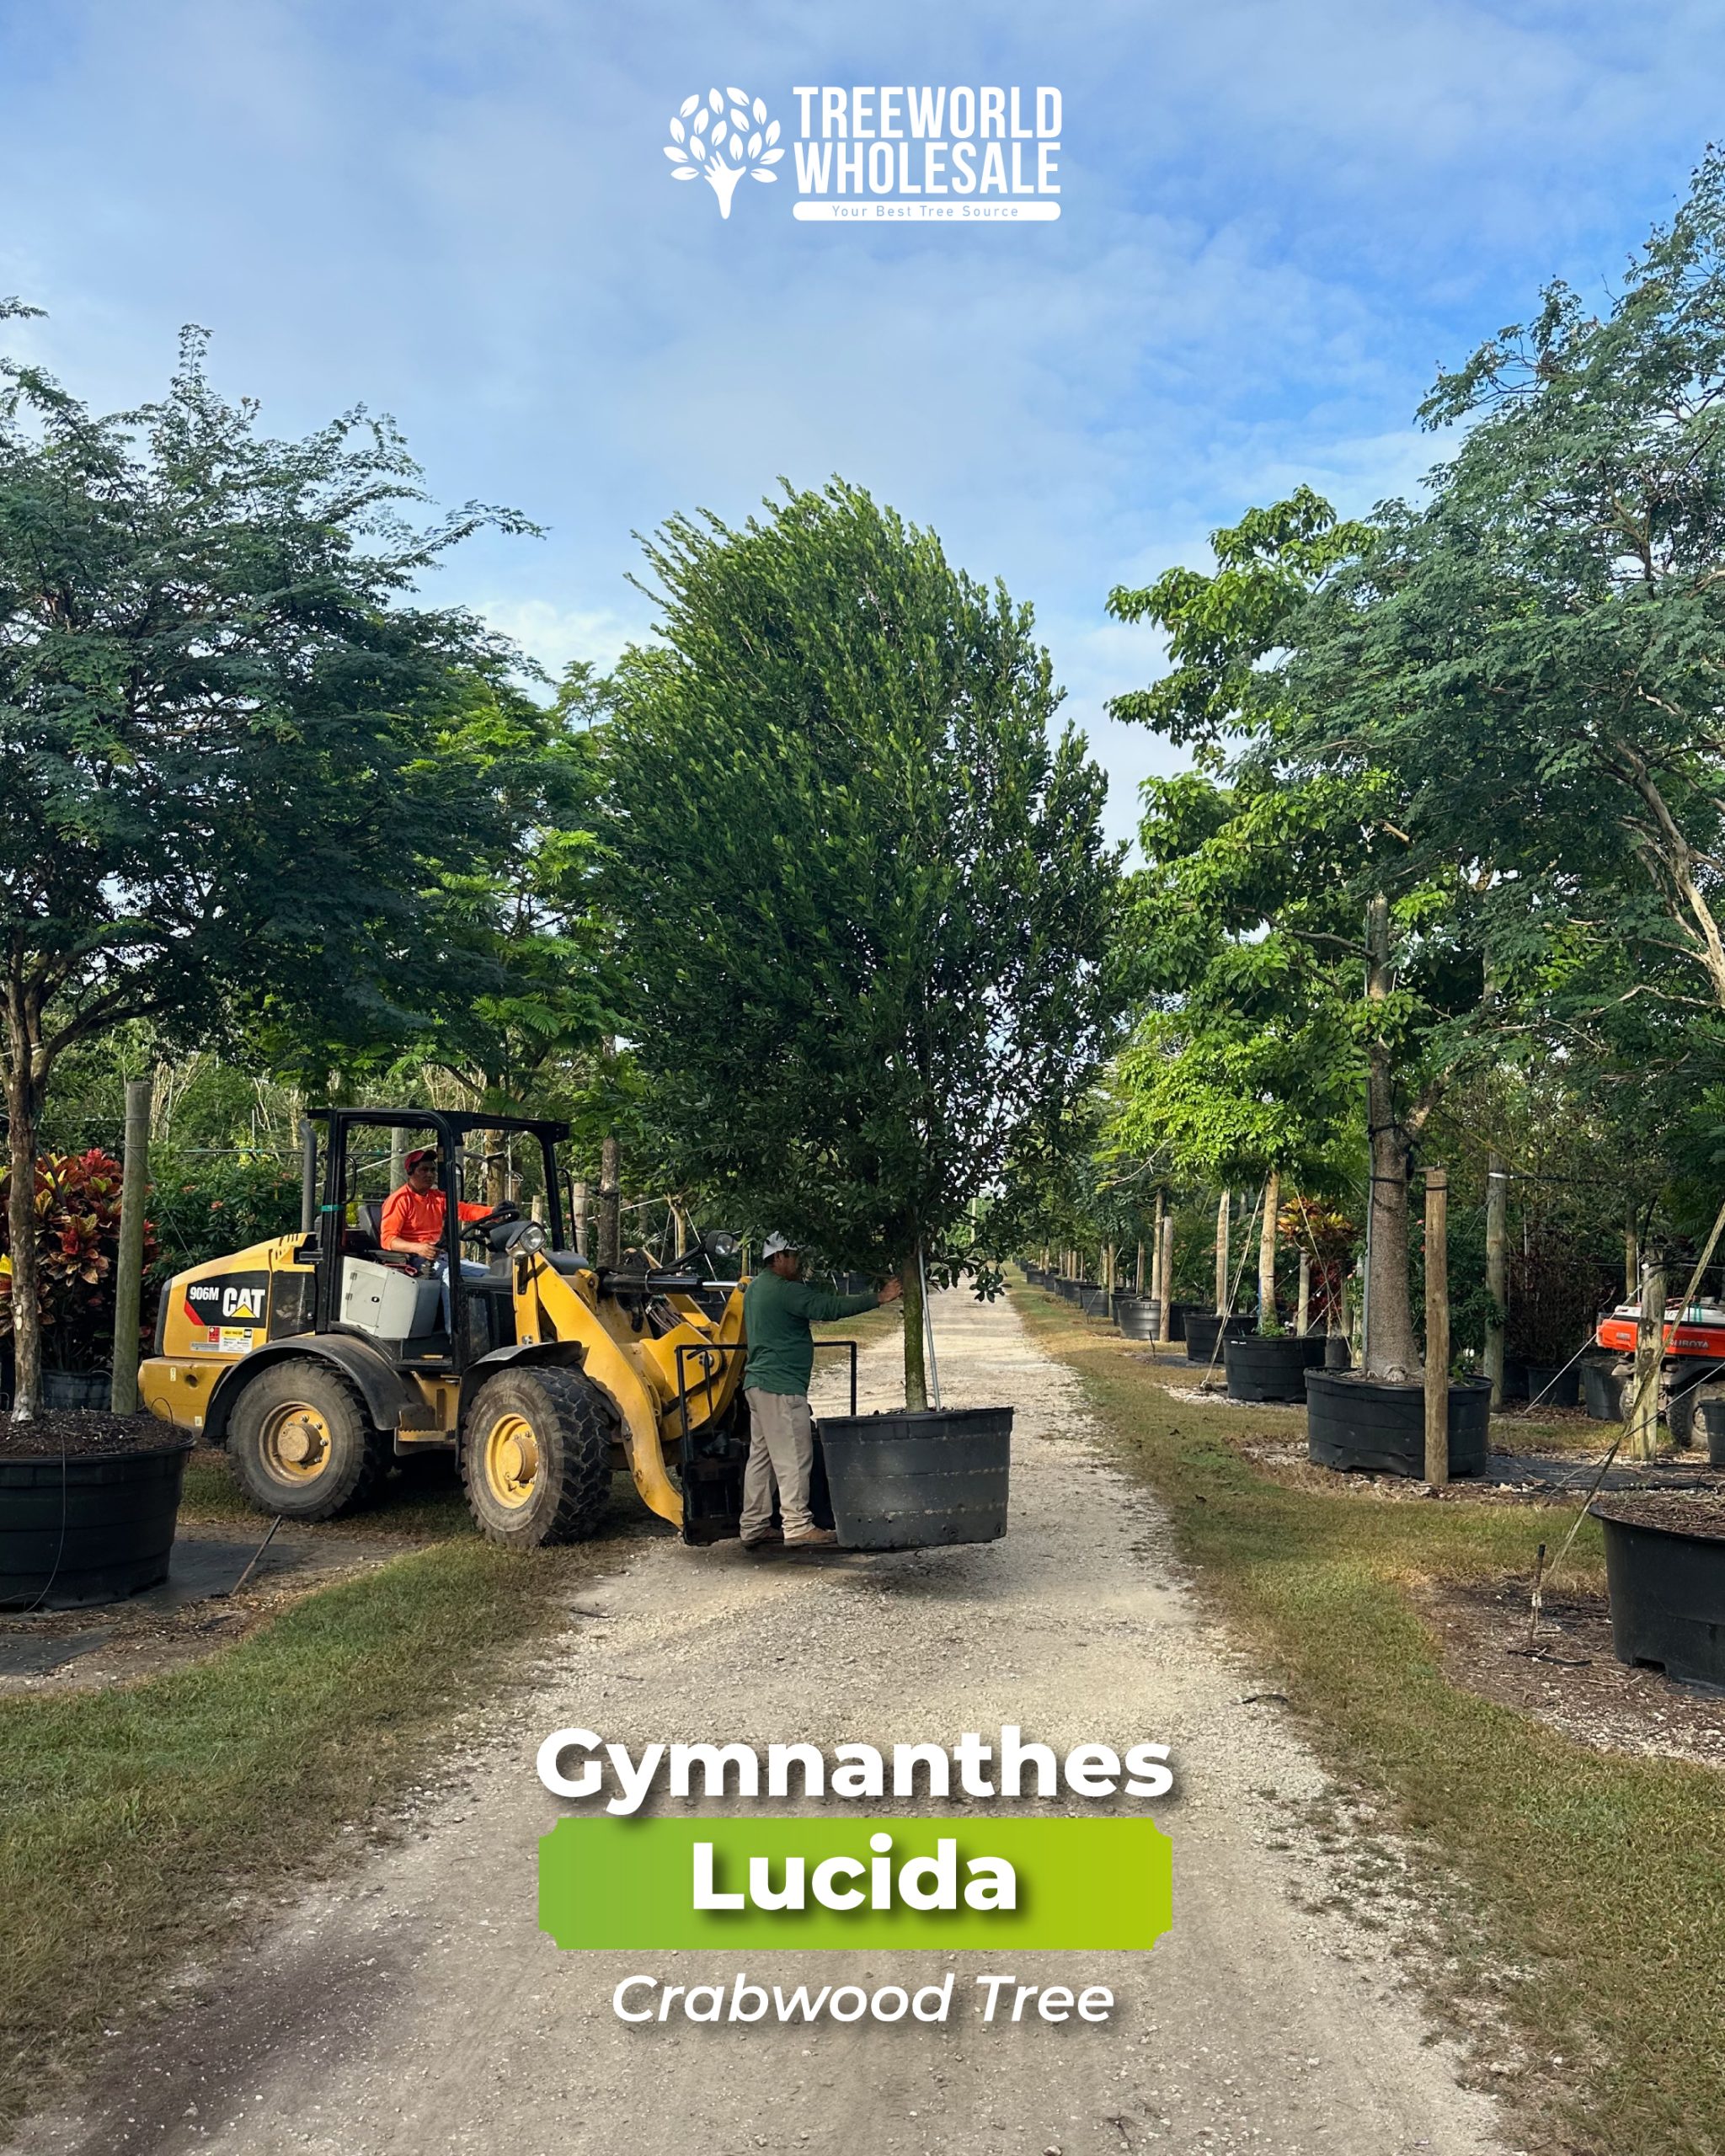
xmin=10 ymin=1292 xmax=1502 ymax=2156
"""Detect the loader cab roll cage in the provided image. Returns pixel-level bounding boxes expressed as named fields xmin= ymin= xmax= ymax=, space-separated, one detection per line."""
xmin=298 ymin=1108 xmax=570 ymax=1374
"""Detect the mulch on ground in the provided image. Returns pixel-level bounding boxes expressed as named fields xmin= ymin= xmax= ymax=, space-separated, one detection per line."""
xmin=1413 ymin=1573 xmax=1725 ymax=1770
xmin=1590 ymin=1491 xmax=1725 ymax=1538
xmin=0 ymin=1411 xmax=186 ymax=1459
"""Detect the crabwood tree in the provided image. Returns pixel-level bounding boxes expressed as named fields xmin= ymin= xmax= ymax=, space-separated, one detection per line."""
xmin=1107 ymin=494 xmax=1524 ymax=1380
xmin=0 ymin=313 xmax=529 ymax=1417
xmin=605 ymin=480 xmax=1120 ymax=1407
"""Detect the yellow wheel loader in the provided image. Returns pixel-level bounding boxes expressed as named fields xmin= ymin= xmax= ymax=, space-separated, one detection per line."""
xmin=138 ymin=1110 xmax=761 ymax=1546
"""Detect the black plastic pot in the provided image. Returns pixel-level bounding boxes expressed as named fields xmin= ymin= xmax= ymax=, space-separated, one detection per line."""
xmin=1323 ymin=1333 xmax=1353 ymax=1370
xmin=819 ymin=1406 xmax=1012 ymax=1550
xmin=0 ymin=1438 xmax=192 ymax=1609
xmin=41 ymin=1369 xmax=110 ymax=1412
xmin=1581 ymin=1360 xmax=1627 ymax=1422
xmin=1224 ymin=1332 xmax=1327 ymax=1402
xmin=1074 ymin=1283 xmax=1109 ymax=1318
xmin=1183 ymin=1311 xmax=1255 ymax=1364
xmin=1167 ymin=1302 xmax=1199 ymax=1342
xmin=1700 ymin=1398 xmax=1725 ymax=1468
xmin=1306 ymin=1370 xmax=1491 ymax=1479
xmin=1116 ymin=1297 xmax=1161 ymax=1342
xmin=1056 ymin=1278 xmax=1080 ymax=1303
xmin=1500 ymin=1358 xmax=1529 ymax=1401
xmin=1525 ymin=1362 xmax=1580 ymax=1410
xmin=1594 ymin=1501 xmax=1725 ymax=1690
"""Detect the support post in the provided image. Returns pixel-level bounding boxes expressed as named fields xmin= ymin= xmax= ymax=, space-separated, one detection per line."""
xmin=1423 ymin=1166 xmax=1450 ymax=1487
xmin=572 ymin=1178 xmax=590 ymax=1259
xmin=109 ymin=1076 xmax=153 ymax=1417
xmin=1258 ymin=1171 xmax=1279 ymax=1332
xmin=1214 ymin=1191 xmax=1230 ymax=1313
xmin=597 ymin=1137 xmax=621 ymax=1269
xmin=389 ymin=1125 xmax=407 ymax=1193
xmin=1484 ymin=1150 xmax=1507 ymax=1408
xmin=1629 ymin=1251 xmax=1666 ymax=1463
xmin=1158 ymin=1212 xmax=1175 ymax=1343
xmin=1296 ymin=1250 xmax=1311 ymax=1337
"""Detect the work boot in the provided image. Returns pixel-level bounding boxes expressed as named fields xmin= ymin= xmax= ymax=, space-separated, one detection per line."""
xmin=783 ymin=1525 xmax=838 ymax=1548
xmin=740 ymin=1528 xmax=783 ymax=1550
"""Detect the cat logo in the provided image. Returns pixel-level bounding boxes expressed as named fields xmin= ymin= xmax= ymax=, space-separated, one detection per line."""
xmin=183 ymin=1272 xmax=270 ymax=1345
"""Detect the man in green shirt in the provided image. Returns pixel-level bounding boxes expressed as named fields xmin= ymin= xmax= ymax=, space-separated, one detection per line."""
xmin=740 ymin=1232 xmax=901 ymax=1549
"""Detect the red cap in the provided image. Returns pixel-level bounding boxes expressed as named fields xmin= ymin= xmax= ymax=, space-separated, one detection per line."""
xmin=403 ymin=1147 xmax=437 ymax=1172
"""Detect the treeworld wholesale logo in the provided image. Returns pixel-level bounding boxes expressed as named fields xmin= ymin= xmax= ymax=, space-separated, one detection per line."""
xmin=665 ymin=84 xmax=1062 ymax=224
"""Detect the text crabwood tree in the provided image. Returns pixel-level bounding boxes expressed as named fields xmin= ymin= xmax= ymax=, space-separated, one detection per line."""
xmin=0 ymin=312 xmax=530 ymax=1418
xmin=604 ymin=481 xmax=1121 ymax=1406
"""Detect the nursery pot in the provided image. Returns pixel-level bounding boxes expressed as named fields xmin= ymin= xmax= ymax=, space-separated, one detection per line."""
xmin=1323 ymin=1333 xmax=1353 ymax=1370
xmin=1056 ymin=1278 xmax=1080 ymax=1303
xmin=1076 ymin=1283 xmax=1110 ymax=1319
xmin=818 ymin=1406 xmax=1012 ymax=1550
xmin=1499 ymin=1358 xmax=1529 ymax=1401
xmin=1581 ymin=1359 xmax=1628 ymax=1422
xmin=0 ymin=1436 xmax=193 ymax=1609
xmin=1305 ymin=1370 xmax=1491 ymax=1480
xmin=1699 ymin=1398 xmax=1725 ymax=1469
xmin=1593 ymin=1497 xmax=1725 ymax=1691
xmin=41 ymin=1368 xmax=112 ymax=1412
xmin=1167 ymin=1301 xmax=1199 ymax=1342
xmin=1183 ymin=1311 xmax=1256 ymax=1364
xmin=1116 ymin=1297 xmax=1161 ymax=1342
xmin=1525 ymin=1363 xmax=1580 ymax=1411
xmin=1223 ymin=1332 xmax=1327 ymax=1403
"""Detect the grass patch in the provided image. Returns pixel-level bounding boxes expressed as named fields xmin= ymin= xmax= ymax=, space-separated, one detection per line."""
xmin=179 ymin=1446 xmax=476 ymax=1540
xmin=1013 ymin=1282 xmax=1725 ymax=2156
xmin=0 ymin=1529 xmax=611 ymax=2129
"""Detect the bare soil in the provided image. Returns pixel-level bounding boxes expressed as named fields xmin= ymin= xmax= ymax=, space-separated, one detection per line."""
xmin=1414 ymin=1575 xmax=1725 ymax=1770
xmin=0 ymin=1412 xmax=187 ymax=1460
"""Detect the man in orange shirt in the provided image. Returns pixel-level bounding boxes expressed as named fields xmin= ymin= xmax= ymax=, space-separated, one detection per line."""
xmin=381 ymin=1148 xmax=494 ymax=1258
xmin=381 ymin=1148 xmax=495 ymax=1324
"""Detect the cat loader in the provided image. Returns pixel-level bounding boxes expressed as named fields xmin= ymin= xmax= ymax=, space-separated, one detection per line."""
xmin=138 ymin=1109 xmax=753 ymax=1546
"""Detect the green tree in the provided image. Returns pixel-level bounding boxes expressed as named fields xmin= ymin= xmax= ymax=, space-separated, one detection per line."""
xmin=0 ymin=315 xmax=529 ymax=1417
xmin=1108 ymin=496 xmax=1527 ymax=1378
xmin=1284 ymin=152 xmax=1725 ymax=1049
xmin=606 ymin=481 xmax=1121 ymax=1406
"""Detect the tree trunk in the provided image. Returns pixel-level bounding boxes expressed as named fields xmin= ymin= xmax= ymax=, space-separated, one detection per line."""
xmin=1623 ymin=1220 xmax=1638 ymax=1304
xmin=901 ymin=1254 xmax=928 ymax=1410
xmin=109 ymin=1077 xmax=153 ymax=1417
xmin=1363 ymin=895 xmax=1422 ymax=1380
xmin=389 ymin=1125 xmax=407 ymax=1192
xmin=1214 ymin=1191 xmax=1230 ymax=1312
xmin=1423 ymin=1167 xmax=1450 ymax=1486
xmin=597 ymin=1136 xmax=621 ymax=1268
xmin=1628 ymin=1252 xmax=1666 ymax=1462
xmin=1158 ymin=1212 xmax=1175 ymax=1342
xmin=1258 ymin=1171 xmax=1279 ymax=1333
xmin=572 ymin=1178 xmax=590 ymax=1260
xmin=4 ymin=1052 xmax=41 ymax=1422
xmin=1484 ymin=1149 xmax=1508 ymax=1407
xmin=1135 ymin=1241 xmax=1145 ymax=1294
xmin=1296 ymin=1251 xmax=1311 ymax=1337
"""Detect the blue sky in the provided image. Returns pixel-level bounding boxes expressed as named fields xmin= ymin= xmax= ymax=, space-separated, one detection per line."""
xmin=2 ymin=0 xmax=1721 ymax=839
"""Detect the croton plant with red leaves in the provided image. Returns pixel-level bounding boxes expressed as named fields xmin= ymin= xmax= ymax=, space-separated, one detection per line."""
xmin=0 ymin=1150 xmax=158 ymax=1369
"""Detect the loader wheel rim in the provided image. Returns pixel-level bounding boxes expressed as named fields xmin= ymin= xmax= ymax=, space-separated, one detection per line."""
xmin=259 ymin=1401 xmax=333 ymax=1482
xmin=481 ymin=1412 xmax=540 ymax=1508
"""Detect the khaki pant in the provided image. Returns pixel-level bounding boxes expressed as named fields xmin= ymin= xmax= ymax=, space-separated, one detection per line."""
xmin=740 ymin=1388 xmax=816 ymax=1539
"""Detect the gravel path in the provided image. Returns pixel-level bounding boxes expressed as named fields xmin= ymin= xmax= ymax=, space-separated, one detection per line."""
xmin=8 ymin=1291 xmax=1503 ymax=2156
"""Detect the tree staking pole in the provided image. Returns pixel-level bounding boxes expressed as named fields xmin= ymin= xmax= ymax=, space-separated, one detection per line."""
xmin=1484 ymin=1149 xmax=1508 ymax=1407
xmin=1423 ymin=1166 xmax=1450 ymax=1488
xmin=1629 ymin=1250 xmax=1667 ymax=1463
xmin=109 ymin=1077 xmax=153 ymax=1417
xmin=1158 ymin=1211 xmax=1175 ymax=1344
xmin=1214 ymin=1191 xmax=1230 ymax=1315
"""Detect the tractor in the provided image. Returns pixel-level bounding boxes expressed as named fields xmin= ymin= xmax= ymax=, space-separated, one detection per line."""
xmin=138 ymin=1109 xmax=756 ymax=1546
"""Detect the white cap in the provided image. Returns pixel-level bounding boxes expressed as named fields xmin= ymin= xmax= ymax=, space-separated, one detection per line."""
xmin=761 ymin=1231 xmax=799 ymax=1259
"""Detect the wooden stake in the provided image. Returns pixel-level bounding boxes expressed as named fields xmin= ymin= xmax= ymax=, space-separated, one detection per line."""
xmin=1214 ymin=1191 xmax=1230 ymax=1314
xmin=1484 ymin=1150 xmax=1507 ymax=1408
xmin=109 ymin=1076 xmax=152 ymax=1417
xmin=1629 ymin=1251 xmax=1666 ymax=1462
xmin=1158 ymin=1212 xmax=1175 ymax=1344
xmin=1423 ymin=1166 xmax=1450 ymax=1487
xmin=1296 ymin=1250 xmax=1311 ymax=1337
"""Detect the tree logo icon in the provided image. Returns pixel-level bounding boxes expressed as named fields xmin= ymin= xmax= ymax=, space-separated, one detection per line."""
xmin=665 ymin=88 xmax=783 ymax=218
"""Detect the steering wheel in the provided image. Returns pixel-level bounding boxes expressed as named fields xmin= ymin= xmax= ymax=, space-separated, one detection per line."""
xmin=462 ymin=1202 xmax=521 ymax=1247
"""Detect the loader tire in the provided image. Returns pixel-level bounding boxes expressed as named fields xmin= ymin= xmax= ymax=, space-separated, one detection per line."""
xmin=462 ymin=1367 xmax=613 ymax=1548
xmin=228 ymin=1359 xmax=389 ymax=1522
